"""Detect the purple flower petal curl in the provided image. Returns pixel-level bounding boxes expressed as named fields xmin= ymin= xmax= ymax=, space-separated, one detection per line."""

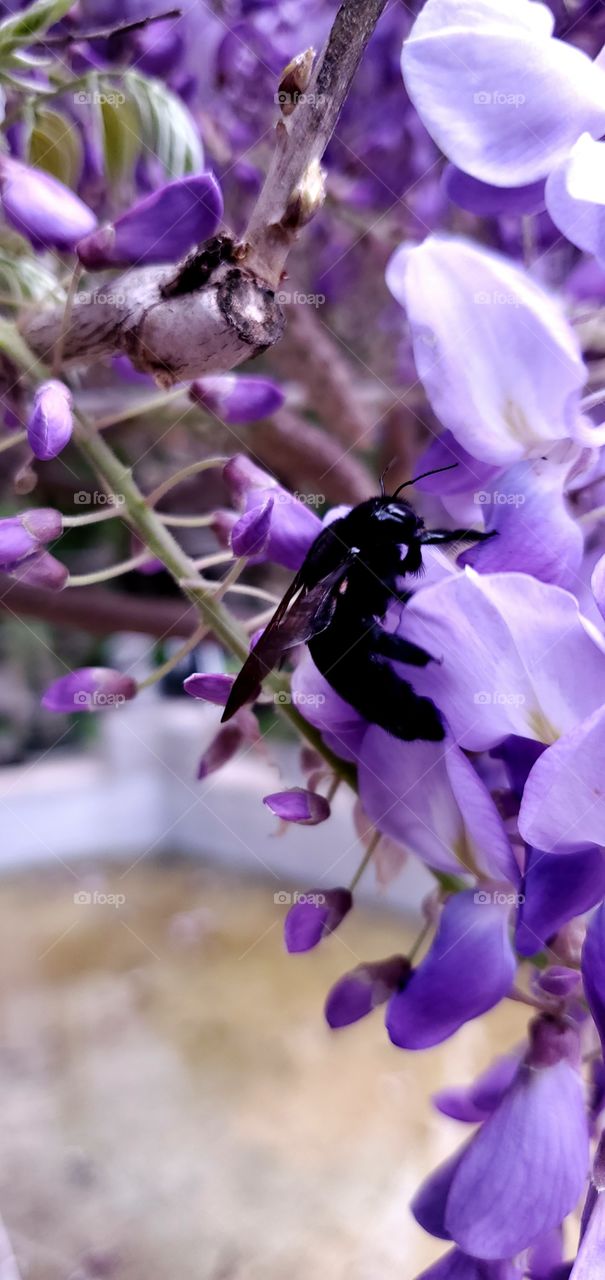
xmin=5 ymin=549 xmax=68 ymax=591
xmin=459 ymin=459 xmax=584 ymax=589
xmin=263 ymin=787 xmax=330 ymax=825
xmin=223 ymin=455 xmax=321 ymax=571
xmin=432 ymin=1051 xmax=521 ymax=1124
xmin=546 ymin=134 xmax=605 ymax=262
xmin=402 ymin=0 xmax=605 ymax=187
xmin=189 ymin=375 xmax=284 ymax=424
xmin=283 ymin=888 xmax=352 ymax=954
xmin=184 ymin=673 xmax=234 ymax=705
xmin=0 ymin=508 xmax=62 ymax=568
xmin=41 ymin=667 xmax=136 ymax=712
xmin=358 ymin=725 xmax=518 ymax=881
xmin=77 ymin=173 xmax=223 ymax=268
xmin=325 ymin=955 xmax=410 ymax=1029
xmin=516 ymin=846 xmax=605 ymax=957
xmin=386 ymin=236 xmax=589 ymax=466
xmin=0 ymin=157 xmax=97 ymax=251
xmin=27 ymin=381 xmax=73 ymax=461
xmin=400 ymin=570 xmax=605 ymax=751
xmin=386 ymin=891 xmax=516 ymax=1050
xmin=230 ymin=497 xmax=273 ymax=558
xmin=444 ymin=165 xmax=546 ymax=216
xmin=519 ymin=705 xmax=605 ymax=852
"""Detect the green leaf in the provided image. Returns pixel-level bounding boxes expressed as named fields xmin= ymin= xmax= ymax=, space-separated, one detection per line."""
xmin=119 ymin=71 xmax=203 ymax=179
xmin=0 ymin=250 xmax=64 ymax=304
xmin=99 ymin=92 xmax=140 ymax=188
xmin=29 ymin=106 xmax=82 ymax=186
xmin=0 ymin=318 xmax=46 ymax=377
xmin=0 ymin=0 xmax=75 ymax=53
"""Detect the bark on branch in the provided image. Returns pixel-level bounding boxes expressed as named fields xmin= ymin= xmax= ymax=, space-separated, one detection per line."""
xmin=19 ymin=0 xmax=389 ymax=383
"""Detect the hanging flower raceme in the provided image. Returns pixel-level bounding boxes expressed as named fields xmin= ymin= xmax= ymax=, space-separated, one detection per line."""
xmin=76 ymin=173 xmax=223 ymax=268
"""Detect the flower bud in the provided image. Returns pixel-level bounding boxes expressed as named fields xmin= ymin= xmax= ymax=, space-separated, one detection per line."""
xmin=230 ymin=498 xmax=273 ymax=557
xmin=27 ymin=381 xmax=73 ymax=461
xmin=189 ymin=375 xmax=284 ymax=424
xmin=284 ymin=887 xmax=352 ymax=953
xmin=77 ymin=173 xmax=223 ymax=268
xmin=223 ymin=455 xmax=320 ymax=571
xmin=184 ymin=673 xmax=234 ymax=706
xmin=0 ymin=508 xmax=62 ymax=568
xmin=0 ymin=157 xmax=97 ymax=251
xmin=325 ymin=956 xmax=411 ymax=1029
xmin=41 ymin=668 xmax=137 ymax=713
xmin=6 ymin=550 xmax=68 ymax=591
xmin=535 ymin=967 xmax=582 ymax=1000
xmin=526 ymin=1015 xmax=581 ymax=1069
xmin=264 ymin=787 xmax=330 ymax=825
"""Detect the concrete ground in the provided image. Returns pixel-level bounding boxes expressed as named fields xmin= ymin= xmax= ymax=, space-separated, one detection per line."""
xmin=0 ymin=859 xmax=525 ymax=1279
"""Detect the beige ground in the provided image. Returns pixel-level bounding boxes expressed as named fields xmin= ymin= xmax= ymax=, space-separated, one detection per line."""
xmin=0 ymin=859 xmax=526 ymax=1279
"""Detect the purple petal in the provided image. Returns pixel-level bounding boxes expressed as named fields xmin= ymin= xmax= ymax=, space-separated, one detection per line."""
xmin=445 ymin=165 xmax=546 ymax=216
xmin=528 ymin=1228 xmax=564 ymax=1280
xmin=582 ymin=902 xmax=605 ymax=1054
xmin=27 ymin=381 xmax=73 ymax=461
xmin=183 ymin=673 xmax=234 ymax=705
xmin=189 ymin=375 xmax=284 ymax=424
xmin=223 ymin=456 xmax=321 ymax=571
xmin=546 ymin=134 xmax=605 ymax=261
xmin=519 ymin=705 xmax=605 ymax=852
xmin=460 ymin=459 xmax=583 ymax=588
xmin=6 ymin=549 xmax=68 ymax=591
xmin=412 ymin=1147 xmax=466 ymax=1241
xmin=433 ymin=1051 xmax=521 ymax=1124
xmin=0 ymin=157 xmax=96 ymax=251
xmin=325 ymin=955 xmax=410 ymax=1029
xmin=386 ymin=891 xmax=516 ymax=1050
xmin=197 ymin=723 xmax=245 ymax=778
xmin=41 ymin=667 xmax=136 ymax=712
xmin=401 ymin=570 xmax=605 ymax=751
xmin=414 ymin=430 xmax=499 ymax=496
xmin=283 ymin=887 xmax=352 ymax=953
xmin=536 ymin=967 xmax=582 ymax=1000
xmin=592 ymin=553 xmax=605 ymax=621
xmin=263 ymin=787 xmax=330 ymax=825
xmin=415 ymin=1249 xmax=522 ymax=1280
xmin=386 ymin=237 xmax=588 ymax=465
xmin=231 ymin=497 xmax=273 ymax=557
xmin=0 ymin=508 xmax=62 ymax=568
xmin=516 ymin=846 xmax=605 ymax=957
xmin=402 ymin=0 xmax=605 ymax=186
xmin=358 ymin=726 xmax=517 ymax=880
xmin=445 ymin=1054 xmax=588 ymax=1258
xmin=290 ymin=654 xmax=367 ymax=761
xmin=77 ymin=173 xmax=223 ymax=268
xmin=570 ymin=1190 xmax=605 ymax=1280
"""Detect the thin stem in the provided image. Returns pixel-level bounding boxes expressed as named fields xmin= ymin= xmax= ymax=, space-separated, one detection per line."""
xmin=67 ymin=552 xmax=148 ymax=586
xmin=138 ymin=623 xmax=208 ymax=691
xmin=0 ymin=429 xmax=26 ymax=454
xmin=159 ymin=513 xmax=214 ymax=528
xmin=407 ymin=918 xmax=432 ymax=965
xmin=219 ymin=583 xmax=280 ymax=605
xmin=349 ymin=830 xmax=381 ymax=892
xmin=52 ymin=262 xmax=82 ymax=376
xmin=92 ymin=388 xmax=185 ymax=433
xmin=146 ymin=457 xmax=228 ymax=508
xmin=63 ymin=506 xmax=123 ymax=527
xmin=190 ymin=552 xmax=234 ymax=573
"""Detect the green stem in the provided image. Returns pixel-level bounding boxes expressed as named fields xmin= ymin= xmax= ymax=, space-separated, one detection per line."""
xmin=138 ymin=623 xmax=208 ymax=691
xmin=67 ymin=552 xmax=148 ymax=586
xmin=349 ymin=830 xmax=381 ymax=892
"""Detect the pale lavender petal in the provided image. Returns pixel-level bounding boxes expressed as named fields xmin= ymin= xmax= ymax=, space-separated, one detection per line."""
xmin=189 ymin=375 xmax=284 ymax=423
xmin=325 ymin=955 xmax=410 ymax=1029
xmin=386 ymin=237 xmax=588 ymax=465
xmin=446 ymin=1055 xmax=588 ymax=1258
xmin=460 ymin=459 xmax=584 ymax=588
xmin=433 ymin=1051 xmax=521 ymax=1124
xmin=263 ymin=787 xmax=330 ymax=825
xmin=284 ymin=887 xmax=352 ymax=953
xmin=77 ymin=173 xmax=223 ymax=268
xmin=358 ymin=726 xmax=516 ymax=879
xmin=445 ymin=165 xmax=546 ymax=216
xmin=386 ymin=891 xmax=516 ymax=1049
xmin=290 ymin=653 xmax=367 ymax=761
xmin=184 ymin=673 xmax=234 ymax=705
xmin=42 ymin=667 xmax=136 ymax=712
xmin=414 ymin=429 xmax=498 ymax=495
xmin=401 ymin=570 xmax=605 ymax=750
xmin=592 ymin=553 xmax=605 ymax=620
xmin=27 ymin=381 xmax=73 ymax=461
xmin=546 ymin=134 xmax=605 ymax=261
xmin=402 ymin=0 xmax=605 ymax=186
xmin=519 ymin=706 xmax=605 ymax=851
xmin=516 ymin=846 xmax=605 ymax=956
xmin=0 ymin=157 xmax=96 ymax=251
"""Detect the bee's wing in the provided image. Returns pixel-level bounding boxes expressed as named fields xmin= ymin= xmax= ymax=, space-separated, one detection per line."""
xmin=221 ymin=560 xmax=351 ymax=723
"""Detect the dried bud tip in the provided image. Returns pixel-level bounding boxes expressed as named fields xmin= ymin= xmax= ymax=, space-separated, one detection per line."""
xmin=283 ymin=158 xmax=326 ymax=230
xmin=277 ymin=48 xmax=315 ymax=115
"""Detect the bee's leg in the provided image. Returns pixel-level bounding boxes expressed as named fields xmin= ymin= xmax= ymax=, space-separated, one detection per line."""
xmin=371 ymin=628 xmax=436 ymax=667
xmin=420 ymin=528 xmax=497 ymax=546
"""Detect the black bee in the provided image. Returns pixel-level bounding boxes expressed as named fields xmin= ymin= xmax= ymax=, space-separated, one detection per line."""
xmin=222 ymin=465 xmax=494 ymax=742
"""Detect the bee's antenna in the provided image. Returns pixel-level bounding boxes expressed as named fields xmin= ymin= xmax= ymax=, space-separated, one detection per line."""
xmin=393 ymin=462 xmax=458 ymax=499
xmin=379 ymin=457 xmax=398 ymax=497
